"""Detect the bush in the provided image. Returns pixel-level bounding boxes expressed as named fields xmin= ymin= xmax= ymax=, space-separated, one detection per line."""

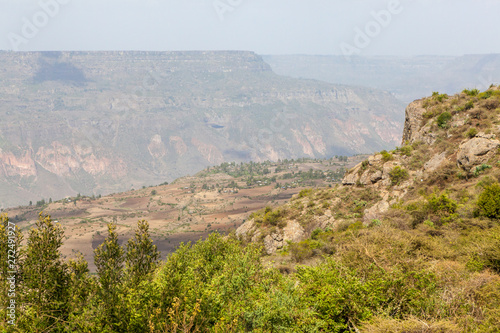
xmin=477 ymin=183 xmax=500 ymax=219
xmin=463 ymin=88 xmax=480 ymax=96
xmin=298 ymin=189 xmax=313 ymax=198
xmin=380 ymin=150 xmax=393 ymax=162
xmin=398 ymin=145 xmax=413 ymax=156
xmin=474 ymin=164 xmax=492 ymax=177
xmin=427 ymin=193 xmax=457 ymax=216
xmin=389 ymin=166 xmax=409 ymax=186
xmin=464 ymin=100 xmax=474 ymax=111
xmin=437 ymin=111 xmax=452 ymax=128
xmin=290 ymin=239 xmax=321 ymax=262
xmin=466 ymin=127 xmax=478 ymax=138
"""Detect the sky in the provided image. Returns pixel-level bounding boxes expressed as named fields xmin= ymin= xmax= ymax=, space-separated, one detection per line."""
xmin=1 ymin=0 xmax=499 ymax=56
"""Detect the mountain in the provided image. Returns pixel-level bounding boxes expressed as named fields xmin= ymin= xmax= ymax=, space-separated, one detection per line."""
xmin=0 ymin=51 xmax=404 ymax=209
xmin=263 ymin=54 xmax=500 ymax=103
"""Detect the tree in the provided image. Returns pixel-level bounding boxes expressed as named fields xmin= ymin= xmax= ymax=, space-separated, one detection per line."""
xmin=19 ymin=213 xmax=68 ymax=331
xmin=94 ymin=223 xmax=124 ymax=330
xmin=125 ymin=220 xmax=160 ymax=286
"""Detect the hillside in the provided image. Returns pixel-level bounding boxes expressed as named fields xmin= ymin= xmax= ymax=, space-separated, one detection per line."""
xmin=0 ymin=51 xmax=404 ymax=208
xmin=263 ymin=54 xmax=500 ymax=103
xmin=1 ymin=87 xmax=500 ymax=332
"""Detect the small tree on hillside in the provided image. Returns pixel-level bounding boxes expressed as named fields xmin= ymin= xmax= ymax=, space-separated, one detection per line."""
xmin=20 ymin=213 xmax=68 ymax=331
xmin=125 ymin=220 xmax=160 ymax=286
xmin=94 ymin=223 xmax=124 ymax=330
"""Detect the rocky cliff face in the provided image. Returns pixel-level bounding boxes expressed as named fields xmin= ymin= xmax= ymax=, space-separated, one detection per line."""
xmin=0 ymin=51 xmax=404 ymax=208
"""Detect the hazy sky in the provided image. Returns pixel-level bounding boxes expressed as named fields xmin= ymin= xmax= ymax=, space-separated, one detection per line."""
xmin=1 ymin=0 xmax=499 ymax=55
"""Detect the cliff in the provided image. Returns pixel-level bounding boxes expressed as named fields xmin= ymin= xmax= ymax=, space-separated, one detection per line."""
xmin=0 ymin=51 xmax=404 ymax=208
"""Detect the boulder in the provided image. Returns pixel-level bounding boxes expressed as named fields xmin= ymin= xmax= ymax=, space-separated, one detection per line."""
xmin=424 ymin=152 xmax=447 ymax=172
xmin=457 ymin=136 xmax=500 ymax=172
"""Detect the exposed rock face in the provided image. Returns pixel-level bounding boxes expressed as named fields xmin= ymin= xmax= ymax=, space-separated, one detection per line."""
xmin=400 ymin=99 xmax=440 ymax=146
xmin=148 ymin=135 xmax=167 ymax=159
xmin=236 ymin=219 xmax=305 ymax=255
xmin=401 ymin=100 xmax=427 ymax=144
xmin=457 ymin=134 xmax=500 ymax=172
xmin=424 ymin=152 xmax=447 ymax=172
xmin=0 ymin=149 xmax=37 ymax=178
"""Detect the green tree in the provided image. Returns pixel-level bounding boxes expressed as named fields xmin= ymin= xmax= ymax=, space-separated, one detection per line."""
xmin=64 ymin=253 xmax=97 ymax=332
xmin=477 ymin=183 xmax=500 ymax=219
xmin=19 ymin=213 xmax=68 ymax=331
xmin=94 ymin=223 xmax=124 ymax=331
xmin=125 ymin=220 xmax=160 ymax=286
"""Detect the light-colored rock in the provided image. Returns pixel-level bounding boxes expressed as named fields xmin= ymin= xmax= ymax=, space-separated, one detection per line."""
xmin=283 ymin=220 xmax=305 ymax=243
xmin=370 ymin=170 xmax=383 ymax=183
xmin=264 ymin=232 xmax=284 ymax=254
xmin=401 ymin=100 xmax=427 ymax=144
xmin=424 ymin=152 xmax=447 ymax=172
xmin=342 ymin=168 xmax=360 ymax=185
xmin=457 ymin=137 xmax=500 ymax=171
xmin=235 ymin=219 xmax=256 ymax=238
xmin=363 ymin=200 xmax=390 ymax=224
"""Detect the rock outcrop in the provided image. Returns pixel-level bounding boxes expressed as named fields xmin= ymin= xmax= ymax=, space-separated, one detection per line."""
xmin=457 ymin=134 xmax=500 ymax=172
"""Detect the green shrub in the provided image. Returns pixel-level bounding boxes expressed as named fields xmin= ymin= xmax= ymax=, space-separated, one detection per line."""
xmin=477 ymin=183 xmax=500 ymax=219
xmin=427 ymin=193 xmax=457 ymax=216
xmin=290 ymin=239 xmax=322 ymax=262
xmin=463 ymin=88 xmax=480 ymax=96
xmin=437 ymin=111 xmax=452 ymax=128
xmin=298 ymin=189 xmax=313 ymax=198
xmin=474 ymin=164 xmax=492 ymax=177
xmin=380 ymin=150 xmax=393 ymax=162
xmin=398 ymin=145 xmax=413 ymax=156
xmin=464 ymin=100 xmax=474 ymax=111
xmin=389 ymin=166 xmax=409 ymax=186
xmin=466 ymin=127 xmax=478 ymax=138
xmin=478 ymin=90 xmax=493 ymax=99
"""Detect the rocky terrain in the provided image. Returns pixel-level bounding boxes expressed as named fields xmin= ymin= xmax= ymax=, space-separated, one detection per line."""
xmin=0 ymin=51 xmax=404 ymax=208
xmin=264 ymin=54 xmax=500 ymax=103
xmin=237 ymin=86 xmax=500 ymax=255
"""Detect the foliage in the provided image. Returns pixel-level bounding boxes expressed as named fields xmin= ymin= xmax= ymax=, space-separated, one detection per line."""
xmin=380 ymin=150 xmax=393 ymax=162
xmin=463 ymin=88 xmax=480 ymax=96
xmin=477 ymin=183 xmax=500 ymax=219
xmin=437 ymin=111 xmax=452 ymax=128
xmin=389 ymin=166 xmax=409 ymax=186
xmin=466 ymin=127 xmax=478 ymax=138
xmin=94 ymin=223 xmax=125 ymax=330
xmin=473 ymin=163 xmax=492 ymax=177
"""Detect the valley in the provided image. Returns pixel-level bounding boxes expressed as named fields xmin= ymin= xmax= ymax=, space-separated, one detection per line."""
xmin=3 ymin=155 xmax=366 ymax=270
xmin=0 ymin=51 xmax=404 ymax=209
